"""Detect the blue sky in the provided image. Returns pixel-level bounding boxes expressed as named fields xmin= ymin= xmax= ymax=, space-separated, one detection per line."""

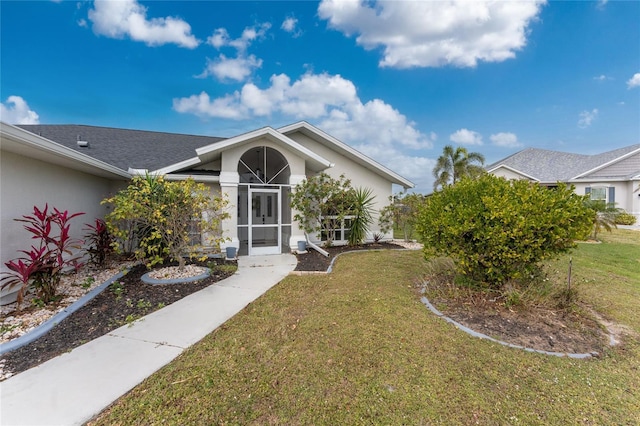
xmin=1 ymin=0 xmax=639 ymax=193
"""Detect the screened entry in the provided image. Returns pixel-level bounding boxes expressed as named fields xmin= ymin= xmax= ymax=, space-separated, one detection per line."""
xmin=237 ymin=147 xmax=292 ymax=255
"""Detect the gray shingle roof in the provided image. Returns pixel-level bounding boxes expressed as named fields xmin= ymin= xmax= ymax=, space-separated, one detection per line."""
xmin=487 ymin=144 xmax=640 ymax=182
xmin=17 ymin=124 xmax=225 ymax=172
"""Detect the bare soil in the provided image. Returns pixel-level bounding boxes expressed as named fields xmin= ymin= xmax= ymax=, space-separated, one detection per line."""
xmin=425 ymin=290 xmax=613 ymax=355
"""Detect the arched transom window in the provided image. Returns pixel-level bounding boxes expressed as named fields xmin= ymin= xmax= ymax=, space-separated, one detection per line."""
xmin=238 ymin=146 xmax=290 ymax=184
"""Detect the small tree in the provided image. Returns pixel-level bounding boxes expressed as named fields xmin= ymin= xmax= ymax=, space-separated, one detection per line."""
xmin=416 ymin=175 xmax=592 ymax=288
xmin=378 ymin=191 xmax=425 ymax=241
xmin=584 ymin=200 xmax=619 ymax=240
xmin=103 ymin=174 xmax=229 ymax=269
xmin=290 ymin=173 xmax=355 ymax=246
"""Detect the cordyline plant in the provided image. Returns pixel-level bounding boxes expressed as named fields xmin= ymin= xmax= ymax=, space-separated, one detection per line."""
xmin=102 ymin=174 xmax=230 ymax=270
xmin=84 ymin=218 xmax=113 ymax=267
xmin=290 ymin=173 xmax=375 ymax=246
xmin=1 ymin=204 xmax=85 ymax=307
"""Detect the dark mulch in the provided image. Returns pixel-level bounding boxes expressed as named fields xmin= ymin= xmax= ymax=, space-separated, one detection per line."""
xmin=1 ymin=259 xmax=236 ymax=378
xmin=294 ymin=242 xmax=404 ymax=272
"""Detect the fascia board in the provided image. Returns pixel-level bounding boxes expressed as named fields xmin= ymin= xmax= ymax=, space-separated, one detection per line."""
xmin=486 ymin=164 xmax=540 ymax=182
xmin=572 ymin=147 xmax=640 ymax=180
xmin=278 ymin=121 xmax=415 ymax=188
xmin=196 ymin=126 xmax=332 ymax=170
xmin=154 ymin=157 xmax=202 ymax=175
xmin=1 ymin=121 xmax=130 ymax=179
xmin=163 ymin=174 xmax=220 ymax=183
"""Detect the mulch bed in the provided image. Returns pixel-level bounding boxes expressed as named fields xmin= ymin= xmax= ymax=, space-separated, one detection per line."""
xmin=2 ymin=244 xmax=402 ymax=378
xmin=294 ymin=242 xmax=404 ymax=272
xmin=1 ymin=259 xmax=236 ymax=378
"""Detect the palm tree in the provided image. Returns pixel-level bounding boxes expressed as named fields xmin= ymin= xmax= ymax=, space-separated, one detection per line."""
xmin=584 ymin=199 xmax=619 ymax=240
xmin=433 ymin=145 xmax=485 ymax=191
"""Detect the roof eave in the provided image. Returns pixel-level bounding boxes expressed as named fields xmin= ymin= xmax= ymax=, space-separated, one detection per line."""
xmin=1 ymin=121 xmax=130 ymax=180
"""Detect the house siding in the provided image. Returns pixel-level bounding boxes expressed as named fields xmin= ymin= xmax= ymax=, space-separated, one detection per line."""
xmin=0 ymin=150 xmax=120 ymax=274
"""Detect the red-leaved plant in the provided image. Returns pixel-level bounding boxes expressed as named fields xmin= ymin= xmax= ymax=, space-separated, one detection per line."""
xmin=1 ymin=204 xmax=85 ymax=308
xmin=83 ymin=218 xmax=113 ymax=267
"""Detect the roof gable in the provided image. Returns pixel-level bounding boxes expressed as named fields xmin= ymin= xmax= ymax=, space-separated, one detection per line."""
xmin=488 ymin=144 xmax=640 ymax=183
xmin=278 ymin=121 xmax=414 ymax=189
xmin=572 ymin=148 xmax=640 ymax=180
xmin=176 ymin=126 xmax=333 ymax=174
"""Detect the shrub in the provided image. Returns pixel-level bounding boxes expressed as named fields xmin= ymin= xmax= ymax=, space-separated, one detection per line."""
xmin=84 ymin=218 xmax=113 ymax=267
xmin=415 ymin=175 xmax=592 ymax=289
xmin=1 ymin=204 xmax=85 ymax=307
xmin=103 ymin=174 xmax=229 ymax=269
xmin=615 ymin=212 xmax=637 ymax=225
xmin=347 ymin=187 xmax=376 ymax=246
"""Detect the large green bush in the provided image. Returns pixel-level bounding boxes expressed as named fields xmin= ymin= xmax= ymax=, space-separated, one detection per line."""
xmin=416 ymin=175 xmax=592 ymax=288
xmin=103 ymin=175 xmax=229 ymax=269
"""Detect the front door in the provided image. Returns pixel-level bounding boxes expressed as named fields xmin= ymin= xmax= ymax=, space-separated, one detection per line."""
xmin=249 ymin=189 xmax=280 ymax=255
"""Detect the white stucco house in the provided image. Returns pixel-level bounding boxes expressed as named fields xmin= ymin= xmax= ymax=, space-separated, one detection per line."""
xmin=0 ymin=121 xmax=413 ymax=271
xmin=487 ymin=144 xmax=640 ymax=220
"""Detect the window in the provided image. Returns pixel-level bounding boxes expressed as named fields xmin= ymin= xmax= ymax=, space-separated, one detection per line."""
xmin=590 ymin=187 xmax=606 ymax=201
xmin=320 ymin=215 xmax=354 ymax=243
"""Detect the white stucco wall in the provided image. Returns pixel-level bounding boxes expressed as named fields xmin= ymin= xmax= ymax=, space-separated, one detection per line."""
xmin=0 ymin=151 xmax=122 ymax=273
xmin=573 ymin=180 xmax=640 ymax=219
xmin=285 ymin=131 xmax=394 ymax=241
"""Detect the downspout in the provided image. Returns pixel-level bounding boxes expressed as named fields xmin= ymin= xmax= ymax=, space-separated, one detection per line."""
xmin=305 ymin=232 xmax=329 ymax=257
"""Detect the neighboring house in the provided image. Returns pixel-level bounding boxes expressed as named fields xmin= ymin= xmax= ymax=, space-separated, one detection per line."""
xmin=1 ymin=121 xmax=413 ymax=271
xmin=487 ymin=144 xmax=640 ymax=220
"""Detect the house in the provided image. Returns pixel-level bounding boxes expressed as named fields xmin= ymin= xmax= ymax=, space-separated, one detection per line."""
xmin=0 ymin=121 xmax=413 ymax=270
xmin=487 ymin=145 xmax=640 ymax=220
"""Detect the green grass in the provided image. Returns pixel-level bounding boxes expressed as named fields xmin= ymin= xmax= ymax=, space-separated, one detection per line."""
xmin=92 ymin=230 xmax=640 ymax=425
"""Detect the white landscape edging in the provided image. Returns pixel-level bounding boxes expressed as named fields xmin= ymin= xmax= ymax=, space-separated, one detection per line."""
xmin=0 ymin=270 xmax=129 ymax=356
xmin=419 ymin=292 xmax=601 ymax=359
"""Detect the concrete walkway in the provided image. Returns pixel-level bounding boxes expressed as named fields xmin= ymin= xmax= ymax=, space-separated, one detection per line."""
xmin=1 ymin=254 xmax=297 ymax=426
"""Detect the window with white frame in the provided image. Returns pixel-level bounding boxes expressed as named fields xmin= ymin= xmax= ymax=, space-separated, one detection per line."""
xmin=589 ymin=187 xmax=607 ymax=201
xmin=320 ymin=215 xmax=354 ymax=243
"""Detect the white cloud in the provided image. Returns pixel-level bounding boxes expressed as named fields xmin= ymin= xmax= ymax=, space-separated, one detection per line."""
xmin=202 ymin=24 xmax=270 ymax=83
xmin=198 ymin=54 xmax=263 ymax=82
xmin=490 ymin=132 xmax=522 ymax=148
xmin=627 ymin=73 xmax=640 ymax=89
xmin=281 ymin=17 xmax=302 ymax=37
xmin=593 ymin=74 xmax=611 ymax=81
xmin=449 ymin=128 xmax=483 ymax=145
xmin=88 ymin=0 xmax=199 ymax=48
xmin=173 ymin=71 xmax=435 ymax=192
xmin=206 ymin=23 xmax=271 ymax=52
xmin=0 ymin=96 xmax=40 ymax=124
xmin=578 ymin=109 xmax=598 ymax=128
xmin=317 ymin=0 xmax=546 ymax=68
xmin=281 ymin=17 xmax=297 ymax=32
xmin=597 ymin=0 xmax=608 ymax=9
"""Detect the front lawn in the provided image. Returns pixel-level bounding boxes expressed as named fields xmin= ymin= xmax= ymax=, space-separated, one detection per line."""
xmin=92 ymin=229 xmax=640 ymax=425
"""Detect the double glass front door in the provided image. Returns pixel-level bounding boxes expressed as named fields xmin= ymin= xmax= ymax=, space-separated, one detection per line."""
xmin=249 ymin=189 xmax=280 ymax=255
